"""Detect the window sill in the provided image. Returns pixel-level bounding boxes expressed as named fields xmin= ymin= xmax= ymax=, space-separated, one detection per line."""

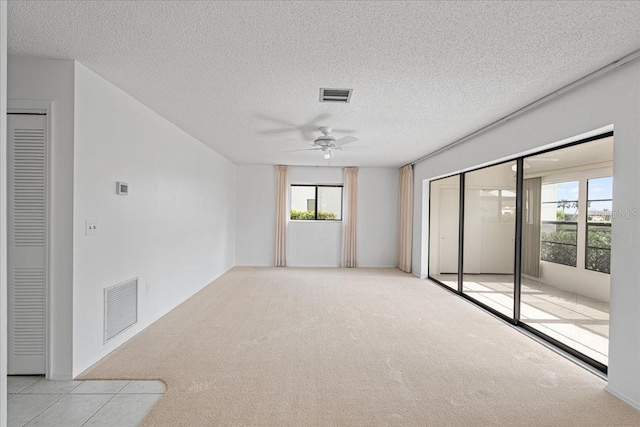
xmin=289 ymin=220 xmax=343 ymax=223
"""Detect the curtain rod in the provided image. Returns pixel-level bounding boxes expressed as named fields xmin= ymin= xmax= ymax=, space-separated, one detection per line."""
xmin=409 ymin=48 xmax=640 ymax=167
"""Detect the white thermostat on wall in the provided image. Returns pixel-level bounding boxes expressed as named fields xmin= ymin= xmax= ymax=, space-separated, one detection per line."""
xmin=116 ymin=181 xmax=128 ymax=195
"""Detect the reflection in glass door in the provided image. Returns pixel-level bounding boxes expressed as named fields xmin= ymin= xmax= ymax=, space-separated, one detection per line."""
xmin=463 ymin=161 xmax=517 ymax=318
xmin=520 ymin=137 xmax=612 ymax=368
xmin=428 ymin=175 xmax=460 ymax=290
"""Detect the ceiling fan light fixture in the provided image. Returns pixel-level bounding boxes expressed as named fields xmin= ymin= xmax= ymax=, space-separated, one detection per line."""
xmin=323 ymin=151 xmax=332 ymax=159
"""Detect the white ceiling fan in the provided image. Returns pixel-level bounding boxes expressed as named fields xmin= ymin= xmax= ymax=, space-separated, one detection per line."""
xmin=286 ymin=126 xmax=358 ymax=159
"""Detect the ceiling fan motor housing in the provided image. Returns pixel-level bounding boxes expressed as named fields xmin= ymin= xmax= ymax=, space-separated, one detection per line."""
xmin=314 ymin=134 xmax=336 ymax=146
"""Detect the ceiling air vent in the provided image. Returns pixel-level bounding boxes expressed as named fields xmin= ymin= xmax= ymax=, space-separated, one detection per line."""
xmin=320 ymin=88 xmax=353 ymax=103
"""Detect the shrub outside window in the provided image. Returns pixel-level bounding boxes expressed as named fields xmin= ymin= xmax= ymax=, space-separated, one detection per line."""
xmin=290 ymin=185 xmax=342 ymax=221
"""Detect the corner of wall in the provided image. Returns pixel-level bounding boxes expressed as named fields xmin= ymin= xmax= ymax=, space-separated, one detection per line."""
xmin=0 ymin=2 xmax=9 ymax=425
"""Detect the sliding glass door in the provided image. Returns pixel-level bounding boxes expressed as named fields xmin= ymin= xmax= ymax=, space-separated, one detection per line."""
xmin=463 ymin=161 xmax=517 ymax=318
xmin=519 ymin=137 xmax=612 ymax=368
xmin=428 ymin=175 xmax=460 ymax=290
xmin=427 ymin=132 xmax=613 ymax=372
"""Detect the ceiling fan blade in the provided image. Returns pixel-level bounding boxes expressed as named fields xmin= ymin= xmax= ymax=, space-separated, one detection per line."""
xmin=303 ymin=113 xmax=331 ymax=127
xmin=284 ymin=148 xmax=321 ymax=152
xmin=286 ymin=138 xmax=316 ymax=147
xmin=335 ymin=136 xmax=358 ymax=146
xmin=300 ymin=113 xmax=332 ymax=139
xmin=331 ymin=128 xmax=357 ymax=134
xmin=258 ymin=127 xmax=298 ymax=135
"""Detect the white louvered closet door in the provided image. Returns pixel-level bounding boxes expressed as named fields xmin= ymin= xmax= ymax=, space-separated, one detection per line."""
xmin=8 ymin=114 xmax=47 ymax=375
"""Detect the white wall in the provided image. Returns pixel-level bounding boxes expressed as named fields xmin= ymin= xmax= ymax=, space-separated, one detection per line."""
xmin=8 ymin=56 xmax=75 ymax=379
xmin=71 ymin=63 xmax=236 ymax=376
xmin=0 ymin=2 xmax=8 ymax=425
xmin=412 ymin=61 xmax=640 ymax=408
xmin=236 ymin=165 xmax=398 ymax=268
xmin=235 ymin=165 xmax=275 ymax=266
xmin=357 ymin=168 xmax=398 ymax=267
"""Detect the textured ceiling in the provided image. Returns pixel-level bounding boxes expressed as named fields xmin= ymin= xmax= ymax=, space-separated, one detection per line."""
xmin=7 ymin=1 xmax=640 ymax=167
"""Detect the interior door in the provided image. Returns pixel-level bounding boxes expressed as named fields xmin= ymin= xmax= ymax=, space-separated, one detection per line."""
xmin=8 ymin=113 xmax=47 ymax=375
xmin=439 ymin=188 xmax=459 ymax=273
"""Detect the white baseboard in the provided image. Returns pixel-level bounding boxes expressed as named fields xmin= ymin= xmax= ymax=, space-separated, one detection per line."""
xmin=605 ymin=385 xmax=640 ymax=411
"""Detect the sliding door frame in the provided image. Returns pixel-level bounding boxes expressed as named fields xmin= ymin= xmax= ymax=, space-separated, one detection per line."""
xmin=426 ymin=130 xmax=613 ymax=374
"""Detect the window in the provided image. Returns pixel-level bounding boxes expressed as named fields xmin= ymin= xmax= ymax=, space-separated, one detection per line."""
xmin=290 ymin=185 xmax=342 ymax=220
xmin=540 ymin=181 xmax=579 ymax=267
xmin=586 ymin=177 xmax=612 ymax=273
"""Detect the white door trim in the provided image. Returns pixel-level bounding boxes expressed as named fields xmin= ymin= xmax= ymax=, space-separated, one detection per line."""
xmin=8 ymin=99 xmax=52 ymax=379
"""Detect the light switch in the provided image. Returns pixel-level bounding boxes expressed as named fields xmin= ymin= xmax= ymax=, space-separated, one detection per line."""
xmin=85 ymin=219 xmax=98 ymax=236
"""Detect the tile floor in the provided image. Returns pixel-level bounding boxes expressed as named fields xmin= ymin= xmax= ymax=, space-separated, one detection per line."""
xmin=7 ymin=376 xmax=165 ymax=427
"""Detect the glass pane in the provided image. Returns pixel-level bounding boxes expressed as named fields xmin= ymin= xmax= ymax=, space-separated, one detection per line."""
xmin=542 ymin=181 xmax=579 ymax=222
xmin=428 ymin=175 xmax=460 ymax=290
xmin=290 ymin=186 xmax=316 ymax=220
xmin=587 ymin=223 xmax=611 ymax=273
xmin=587 ymin=176 xmax=612 ymax=274
xmin=463 ymin=161 xmax=516 ymax=317
xmin=540 ymin=222 xmax=577 ymax=267
xmin=587 ymin=223 xmax=612 ymax=249
xmin=586 ymin=247 xmax=611 ymax=274
xmin=588 ymin=176 xmax=613 ymax=200
xmin=520 ymin=136 xmax=612 ymax=367
xmin=587 ymin=200 xmax=612 ymax=222
xmin=317 ymin=186 xmax=342 ymax=220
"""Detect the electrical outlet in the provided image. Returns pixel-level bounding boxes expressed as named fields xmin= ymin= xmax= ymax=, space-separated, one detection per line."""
xmin=85 ymin=219 xmax=98 ymax=236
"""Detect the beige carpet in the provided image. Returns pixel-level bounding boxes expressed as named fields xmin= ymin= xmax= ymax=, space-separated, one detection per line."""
xmin=79 ymin=267 xmax=640 ymax=426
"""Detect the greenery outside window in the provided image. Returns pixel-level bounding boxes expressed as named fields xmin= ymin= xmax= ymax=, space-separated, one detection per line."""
xmin=290 ymin=185 xmax=343 ymax=220
xmin=540 ymin=181 xmax=579 ymax=267
xmin=586 ymin=177 xmax=612 ymax=273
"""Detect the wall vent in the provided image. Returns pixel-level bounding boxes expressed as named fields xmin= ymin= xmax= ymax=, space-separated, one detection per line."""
xmin=104 ymin=277 xmax=138 ymax=344
xmin=319 ymin=88 xmax=353 ymax=103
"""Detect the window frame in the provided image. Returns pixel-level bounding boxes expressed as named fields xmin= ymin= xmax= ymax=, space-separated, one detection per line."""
xmin=290 ymin=184 xmax=343 ymax=221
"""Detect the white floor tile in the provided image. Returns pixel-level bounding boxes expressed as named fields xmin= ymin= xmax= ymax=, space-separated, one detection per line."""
xmin=83 ymin=394 xmax=163 ymax=427
xmin=22 ymin=379 xmax=83 ymax=395
xmin=25 ymin=394 xmax=112 ymax=427
xmin=7 ymin=376 xmax=43 ymax=394
xmin=70 ymin=380 xmax=129 ymax=395
xmin=8 ymin=394 xmax=63 ymax=427
xmin=119 ymin=381 xmax=165 ymax=394
xmin=7 ymin=379 xmax=164 ymax=427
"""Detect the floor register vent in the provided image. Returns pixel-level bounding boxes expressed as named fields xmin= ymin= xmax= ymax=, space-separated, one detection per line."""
xmin=104 ymin=277 xmax=138 ymax=344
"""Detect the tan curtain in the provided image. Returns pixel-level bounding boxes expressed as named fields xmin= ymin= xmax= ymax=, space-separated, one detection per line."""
xmin=342 ymin=167 xmax=358 ymax=268
xmin=522 ymin=177 xmax=542 ymax=277
xmin=275 ymin=165 xmax=289 ymax=266
xmin=396 ymin=165 xmax=413 ymax=273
